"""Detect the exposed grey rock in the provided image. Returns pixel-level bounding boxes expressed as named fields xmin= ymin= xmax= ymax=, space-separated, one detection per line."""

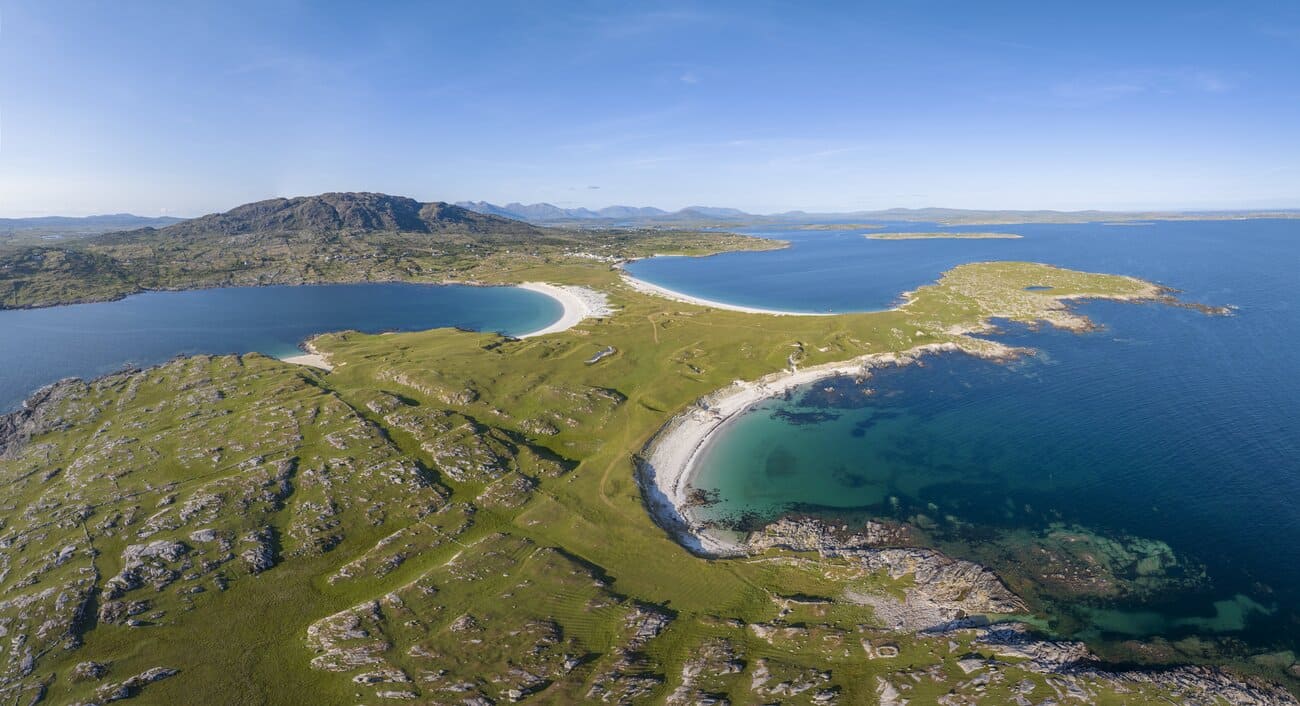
xmin=951 ymin=622 xmax=1300 ymax=705
xmin=748 ymin=516 xmax=1297 ymax=703
xmin=748 ymin=517 xmax=1024 ymax=631
xmin=93 ymin=666 xmax=178 ymax=702
xmin=0 ymin=379 xmax=89 ymax=458
xmin=103 ymin=541 xmax=190 ymax=599
xmin=239 ymin=527 xmax=277 ymax=574
xmin=72 ymin=660 xmax=109 ymax=681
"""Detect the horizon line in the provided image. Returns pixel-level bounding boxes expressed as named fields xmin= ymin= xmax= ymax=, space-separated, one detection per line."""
xmin=5 ymin=199 xmax=1300 ymax=221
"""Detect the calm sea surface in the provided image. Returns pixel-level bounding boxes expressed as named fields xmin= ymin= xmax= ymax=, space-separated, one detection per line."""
xmin=0 ymin=282 xmax=560 ymax=410
xmin=630 ymin=220 xmax=1300 ymax=650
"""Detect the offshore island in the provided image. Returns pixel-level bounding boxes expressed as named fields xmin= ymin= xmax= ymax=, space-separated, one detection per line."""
xmin=0 ymin=193 xmax=1294 ymax=704
xmin=866 ymin=232 xmax=1025 ymax=240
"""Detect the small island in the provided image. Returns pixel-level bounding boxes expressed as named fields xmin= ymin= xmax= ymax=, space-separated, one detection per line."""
xmin=795 ymin=223 xmax=886 ymax=230
xmin=866 ymin=231 xmax=1023 ymax=240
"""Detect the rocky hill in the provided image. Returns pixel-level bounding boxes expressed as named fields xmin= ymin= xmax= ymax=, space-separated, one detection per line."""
xmin=0 ymin=193 xmax=767 ymax=310
xmin=107 ymin=193 xmax=535 ymax=243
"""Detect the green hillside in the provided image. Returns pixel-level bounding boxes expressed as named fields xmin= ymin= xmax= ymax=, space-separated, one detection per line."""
xmin=2 ymin=247 xmax=1290 ymax=704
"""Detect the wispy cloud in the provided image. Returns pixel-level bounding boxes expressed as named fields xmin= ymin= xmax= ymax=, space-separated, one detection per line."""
xmin=1051 ymin=68 xmax=1237 ymax=104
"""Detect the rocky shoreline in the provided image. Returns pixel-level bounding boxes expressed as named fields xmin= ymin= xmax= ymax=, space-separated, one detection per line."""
xmin=725 ymin=516 xmax=1299 ymax=704
xmin=0 ymin=376 xmax=98 ymax=458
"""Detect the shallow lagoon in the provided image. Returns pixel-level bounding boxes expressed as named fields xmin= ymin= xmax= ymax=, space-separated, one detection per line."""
xmin=0 ymin=282 xmax=560 ymax=411
xmin=635 ymin=220 xmax=1300 ymax=650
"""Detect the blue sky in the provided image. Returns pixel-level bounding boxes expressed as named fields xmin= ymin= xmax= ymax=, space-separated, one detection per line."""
xmin=2 ymin=1 xmax=1298 ymax=216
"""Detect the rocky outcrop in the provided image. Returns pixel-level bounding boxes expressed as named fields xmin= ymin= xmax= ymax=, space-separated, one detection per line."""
xmin=586 ymin=605 xmax=672 ymax=703
xmin=90 ymin=666 xmax=178 ymax=702
xmin=745 ymin=517 xmax=1027 ymax=631
xmin=962 ymin=623 xmax=1299 ymax=705
xmin=0 ymin=378 xmax=88 ymax=457
xmin=747 ymin=517 xmax=1297 ymax=703
xmin=744 ymin=516 xmax=910 ymax=552
xmin=239 ymin=527 xmax=277 ymax=574
xmin=103 ymin=540 xmax=190 ymax=600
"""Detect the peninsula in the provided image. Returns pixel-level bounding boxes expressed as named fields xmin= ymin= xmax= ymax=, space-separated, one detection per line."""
xmin=0 ymin=194 xmax=1292 ymax=704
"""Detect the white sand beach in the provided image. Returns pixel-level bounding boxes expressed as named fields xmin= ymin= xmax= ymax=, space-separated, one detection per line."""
xmin=280 ymin=282 xmax=610 ymax=369
xmin=515 ymin=282 xmax=613 ymax=337
xmin=280 ymin=340 xmax=334 ymax=370
xmin=638 ymin=342 xmax=1011 ymax=556
xmin=617 ymin=265 xmax=831 ymax=316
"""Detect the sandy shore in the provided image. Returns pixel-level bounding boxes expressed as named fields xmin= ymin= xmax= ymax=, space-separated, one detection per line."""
xmin=637 ymin=341 xmax=1015 ymax=557
xmin=280 ymin=340 xmax=334 ymax=370
xmin=515 ymin=282 xmax=613 ymax=338
xmin=279 ymin=282 xmax=610 ymax=368
xmin=617 ymin=263 xmax=832 ymax=316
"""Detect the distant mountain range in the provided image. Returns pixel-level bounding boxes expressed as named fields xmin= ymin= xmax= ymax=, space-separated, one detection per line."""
xmin=8 ymin=199 xmax=1299 ymax=241
xmin=456 ymin=201 xmax=1300 ymax=227
xmin=0 ymin=213 xmax=184 ymax=239
xmin=454 ymin=201 xmax=751 ymax=224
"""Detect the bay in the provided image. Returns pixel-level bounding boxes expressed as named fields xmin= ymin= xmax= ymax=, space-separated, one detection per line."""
xmin=0 ymin=282 xmax=561 ymax=410
xmin=633 ymin=220 xmax=1300 ymax=650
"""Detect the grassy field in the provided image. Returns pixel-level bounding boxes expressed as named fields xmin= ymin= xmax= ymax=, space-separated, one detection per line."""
xmin=1 ymin=253 xmax=1283 ymax=704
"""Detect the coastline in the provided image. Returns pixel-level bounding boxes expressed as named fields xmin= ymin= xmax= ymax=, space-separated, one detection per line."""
xmin=616 ymin=262 xmax=832 ymax=317
xmin=634 ymin=263 xmax=1176 ymax=558
xmin=278 ymin=281 xmax=614 ymax=370
xmin=637 ymin=340 xmax=1018 ymax=557
xmin=514 ymin=282 xmax=613 ymax=338
xmin=280 ymin=339 xmax=334 ymax=370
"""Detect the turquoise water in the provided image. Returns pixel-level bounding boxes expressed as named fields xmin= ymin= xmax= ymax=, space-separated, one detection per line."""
xmin=0 ymin=282 xmax=561 ymax=410
xmin=632 ymin=220 xmax=1300 ymax=651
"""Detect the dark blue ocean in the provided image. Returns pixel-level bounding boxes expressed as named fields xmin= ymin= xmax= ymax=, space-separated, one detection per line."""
xmin=0 ymin=282 xmax=560 ymax=411
xmin=629 ymin=220 xmax=1300 ymax=650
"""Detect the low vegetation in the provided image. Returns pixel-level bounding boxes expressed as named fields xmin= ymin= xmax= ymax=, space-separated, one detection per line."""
xmin=5 ymin=229 xmax=1287 ymax=704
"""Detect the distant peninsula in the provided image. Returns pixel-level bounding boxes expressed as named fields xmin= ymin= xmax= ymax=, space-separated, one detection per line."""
xmin=866 ymin=231 xmax=1023 ymax=240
